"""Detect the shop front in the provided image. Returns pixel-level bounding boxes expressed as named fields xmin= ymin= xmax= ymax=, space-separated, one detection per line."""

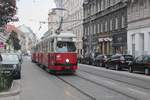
xmin=97 ymin=37 xmax=112 ymax=55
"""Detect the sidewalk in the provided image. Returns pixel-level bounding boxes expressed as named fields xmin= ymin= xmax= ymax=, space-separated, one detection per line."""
xmin=0 ymin=80 xmax=20 ymax=100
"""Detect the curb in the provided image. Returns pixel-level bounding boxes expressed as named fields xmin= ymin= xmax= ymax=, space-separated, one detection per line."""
xmin=0 ymin=80 xmax=20 ymax=97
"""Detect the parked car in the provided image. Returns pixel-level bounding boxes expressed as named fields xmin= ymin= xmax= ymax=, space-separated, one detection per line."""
xmin=82 ymin=52 xmax=100 ymax=65
xmin=105 ymin=54 xmax=134 ymax=70
xmin=93 ymin=54 xmax=107 ymax=67
xmin=82 ymin=54 xmax=90 ymax=64
xmin=0 ymin=53 xmax=21 ymax=79
xmin=89 ymin=52 xmax=100 ymax=65
xmin=129 ymin=55 xmax=150 ymax=75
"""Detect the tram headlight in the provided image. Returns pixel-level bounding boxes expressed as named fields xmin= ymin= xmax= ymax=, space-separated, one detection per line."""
xmin=66 ymin=59 xmax=70 ymax=63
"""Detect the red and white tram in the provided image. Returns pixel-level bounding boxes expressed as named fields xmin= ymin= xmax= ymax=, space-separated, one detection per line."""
xmin=31 ymin=31 xmax=78 ymax=74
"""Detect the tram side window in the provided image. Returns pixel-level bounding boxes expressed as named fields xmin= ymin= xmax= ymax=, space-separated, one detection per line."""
xmin=51 ymin=40 xmax=54 ymax=52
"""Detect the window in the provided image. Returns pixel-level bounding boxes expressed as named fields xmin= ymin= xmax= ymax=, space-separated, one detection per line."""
xmin=136 ymin=56 xmax=143 ymax=62
xmin=105 ymin=0 xmax=108 ymax=8
xmin=97 ymin=0 xmax=100 ymax=12
xmin=99 ymin=0 xmax=101 ymax=11
xmin=87 ymin=26 xmax=90 ymax=36
xmin=105 ymin=21 xmax=108 ymax=32
xmin=56 ymin=41 xmax=76 ymax=52
xmin=92 ymin=4 xmax=95 ymax=15
xmin=101 ymin=23 xmax=103 ymax=32
xmin=132 ymin=34 xmax=135 ymax=44
xmin=94 ymin=3 xmax=96 ymax=14
xmin=108 ymin=0 xmax=111 ymax=7
xmin=121 ymin=16 xmax=125 ymax=28
xmin=94 ymin=24 xmax=96 ymax=34
xmin=143 ymin=56 xmax=150 ymax=63
xmin=115 ymin=18 xmax=118 ymax=29
xmin=101 ymin=0 xmax=104 ymax=10
xmin=144 ymin=0 xmax=148 ymax=9
xmin=97 ymin=23 xmax=100 ymax=33
xmin=110 ymin=19 xmax=112 ymax=30
xmin=1 ymin=54 xmax=19 ymax=62
xmin=110 ymin=0 xmax=114 ymax=6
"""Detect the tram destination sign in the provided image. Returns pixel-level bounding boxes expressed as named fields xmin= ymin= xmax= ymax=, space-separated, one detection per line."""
xmin=58 ymin=38 xmax=73 ymax=41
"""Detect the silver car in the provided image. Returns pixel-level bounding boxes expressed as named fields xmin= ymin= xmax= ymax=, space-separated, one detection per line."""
xmin=0 ymin=53 xmax=21 ymax=79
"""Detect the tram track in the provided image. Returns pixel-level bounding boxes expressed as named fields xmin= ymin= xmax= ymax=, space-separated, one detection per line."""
xmin=74 ymin=74 xmax=137 ymax=100
xmin=79 ymin=69 xmax=150 ymax=91
xmin=56 ymin=75 xmax=136 ymax=100
xmin=79 ymin=64 xmax=150 ymax=84
xmin=36 ymin=63 xmax=137 ymax=100
xmin=56 ymin=76 xmax=96 ymax=100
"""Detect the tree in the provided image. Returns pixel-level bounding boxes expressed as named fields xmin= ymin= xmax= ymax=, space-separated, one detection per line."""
xmin=0 ymin=0 xmax=17 ymax=27
xmin=6 ymin=31 xmax=21 ymax=51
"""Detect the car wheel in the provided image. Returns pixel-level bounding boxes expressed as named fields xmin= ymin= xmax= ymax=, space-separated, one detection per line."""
xmin=115 ymin=64 xmax=120 ymax=71
xmin=100 ymin=63 xmax=103 ymax=67
xmin=17 ymin=74 xmax=21 ymax=79
xmin=97 ymin=62 xmax=101 ymax=67
xmin=92 ymin=62 xmax=94 ymax=65
xmin=14 ymin=72 xmax=21 ymax=80
xmin=105 ymin=64 xmax=109 ymax=69
xmin=129 ymin=66 xmax=133 ymax=73
xmin=144 ymin=68 xmax=150 ymax=75
xmin=95 ymin=62 xmax=98 ymax=67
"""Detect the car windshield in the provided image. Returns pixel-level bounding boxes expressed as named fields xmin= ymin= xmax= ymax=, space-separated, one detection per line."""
xmin=1 ymin=54 xmax=19 ymax=63
xmin=111 ymin=55 xmax=121 ymax=59
xmin=123 ymin=55 xmax=133 ymax=60
xmin=143 ymin=56 xmax=150 ymax=62
xmin=123 ymin=55 xmax=133 ymax=58
xmin=96 ymin=55 xmax=103 ymax=59
xmin=56 ymin=41 xmax=76 ymax=52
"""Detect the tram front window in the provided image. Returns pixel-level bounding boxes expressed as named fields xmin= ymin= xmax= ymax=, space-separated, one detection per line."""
xmin=56 ymin=42 xmax=76 ymax=52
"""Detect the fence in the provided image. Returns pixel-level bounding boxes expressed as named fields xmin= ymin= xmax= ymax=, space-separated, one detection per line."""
xmin=0 ymin=71 xmax=13 ymax=92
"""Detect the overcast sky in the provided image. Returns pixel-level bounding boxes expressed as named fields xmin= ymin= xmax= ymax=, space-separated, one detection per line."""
xmin=14 ymin=0 xmax=56 ymax=38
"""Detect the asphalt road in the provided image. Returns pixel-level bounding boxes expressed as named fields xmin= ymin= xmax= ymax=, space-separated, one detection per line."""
xmin=20 ymin=56 xmax=150 ymax=100
xmin=78 ymin=64 xmax=150 ymax=100
xmin=20 ymin=57 xmax=89 ymax=100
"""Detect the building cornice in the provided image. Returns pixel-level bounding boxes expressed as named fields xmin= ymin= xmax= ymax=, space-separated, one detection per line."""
xmin=128 ymin=23 xmax=150 ymax=31
xmin=83 ymin=2 xmax=127 ymax=24
xmin=128 ymin=16 xmax=150 ymax=24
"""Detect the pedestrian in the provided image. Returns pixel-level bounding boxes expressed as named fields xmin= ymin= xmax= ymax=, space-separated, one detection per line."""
xmin=0 ymin=52 xmax=2 ymax=61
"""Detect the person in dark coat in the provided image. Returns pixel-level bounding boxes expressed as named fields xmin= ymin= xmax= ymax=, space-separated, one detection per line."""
xmin=0 ymin=53 xmax=2 ymax=61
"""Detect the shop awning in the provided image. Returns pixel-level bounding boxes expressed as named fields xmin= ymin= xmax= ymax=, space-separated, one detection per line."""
xmin=98 ymin=38 xmax=112 ymax=42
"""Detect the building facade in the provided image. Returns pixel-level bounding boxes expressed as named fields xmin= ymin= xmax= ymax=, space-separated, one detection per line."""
xmin=54 ymin=0 xmax=84 ymax=58
xmin=127 ymin=0 xmax=150 ymax=57
xmin=18 ymin=25 xmax=38 ymax=54
xmin=83 ymin=0 xmax=127 ymax=56
xmin=48 ymin=8 xmax=61 ymax=35
xmin=54 ymin=0 xmax=63 ymax=8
